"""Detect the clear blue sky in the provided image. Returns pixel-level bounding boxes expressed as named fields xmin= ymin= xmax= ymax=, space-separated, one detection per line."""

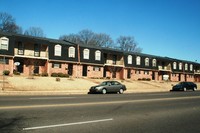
xmin=1 ymin=0 xmax=200 ymax=63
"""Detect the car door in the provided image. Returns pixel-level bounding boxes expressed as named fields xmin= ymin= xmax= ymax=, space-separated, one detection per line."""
xmin=188 ymin=82 xmax=194 ymax=90
xmin=111 ymin=81 xmax=121 ymax=92
xmin=186 ymin=82 xmax=191 ymax=89
xmin=106 ymin=82 xmax=113 ymax=92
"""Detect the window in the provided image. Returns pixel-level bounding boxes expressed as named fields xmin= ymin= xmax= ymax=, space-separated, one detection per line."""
xmin=54 ymin=44 xmax=62 ymax=56
xmin=173 ymin=62 xmax=177 ymax=69
xmin=136 ymin=56 xmax=141 ymax=65
xmin=93 ymin=66 xmax=101 ymax=71
xmin=83 ymin=49 xmax=90 ymax=59
xmin=152 ymin=59 xmax=156 ymax=67
xmin=52 ymin=63 xmax=61 ymax=68
xmin=135 ymin=70 xmax=141 ymax=74
xmin=95 ymin=50 xmax=101 ymax=61
xmin=145 ymin=58 xmax=149 ymax=66
xmin=69 ymin=46 xmax=75 ymax=58
xmin=185 ymin=63 xmax=188 ymax=71
xmin=127 ymin=55 xmax=132 ymax=64
xmin=34 ymin=44 xmax=40 ymax=57
xmin=0 ymin=37 xmax=9 ymax=50
xmin=144 ymin=70 xmax=149 ymax=75
xmin=18 ymin=42 xmax=24 ymax=55
xmin=179 ymin=63 xmax=182 ymax=70
xmin=190 ymin=64 xmax=193 ymax=71
xmin=0 ymin=57 xmax=9 ymax=64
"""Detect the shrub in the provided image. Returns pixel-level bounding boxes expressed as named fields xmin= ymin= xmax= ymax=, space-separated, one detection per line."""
xmin=41 ymin=72 xmax=48 ymax=77
xmin=51 ymin=72 xmax=69 ymax=78
xmin=13 ymin=70 xmax=20 ymax=75
xmin=56 ymin=77 xmax=60 ymax=81
xmin=58 ymin=72 xmax=64 ymax=77
xmin=146 ymin=78 xmax=151 ymax=81
xmin=142 ymin=78 xmax=146 ymax=81
xmin=3 ymin=70 xmax=10 ymax=75
xmin=51 ymin=73 xmax=58 ymax=77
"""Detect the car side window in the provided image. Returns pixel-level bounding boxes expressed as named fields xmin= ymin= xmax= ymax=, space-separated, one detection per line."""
xmin=108 ymin=82 xmax=112 ymax=86
xmin=114 ymin=81 xmax=120 ymax=85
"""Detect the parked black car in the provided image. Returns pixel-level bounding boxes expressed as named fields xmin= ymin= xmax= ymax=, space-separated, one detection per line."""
xmin=89 ymin=81 xmax=126 ymax=94
xmin=172 ymin=82 xmax=197 ymax=91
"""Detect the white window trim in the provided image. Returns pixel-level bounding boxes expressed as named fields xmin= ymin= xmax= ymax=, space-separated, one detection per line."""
xmin=127 ymin=55 xmax=132 ymax=64
xmin=95 ymin=50 xmax=101 ymax=61
xmin=190 ymin=64 xmax=193 ymax=71
xmin=83 ymin=49 xmax=90 ymax=59
xmin=145 ymin=58 xmax=149 ymax=66
xmin=54 ymin=44 xmax=62 ymax=56
xmin=136 ymin=56 xmax=141 ymax=65
xmin=152 ymin=59 xmax=156 ymax=67
xmin=173 ymin=62 xmax=177 ymax=69
xmin=69 ymin=46 xmax=75 ymax=58
xmin=0 ymin=37 xmax=9 ymax=50
xmin=179 ymin=63 xmax=182 ymax=70
xmin=185 ymin=63 xmax=188 ymax=71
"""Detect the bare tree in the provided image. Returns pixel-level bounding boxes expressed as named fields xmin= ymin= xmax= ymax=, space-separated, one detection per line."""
xmin=78 ymin=29 xmax=95 ymax=46
xmin=24 ymin=27 xmax=45 ymax=37
xmin=117 ymin=36 xmax=142 ymax=52
xmin=59 ymin=34 xmax=80 ymax=43
xmin=93 ymin=33 xmax=114 ymax=48
xmin=0 ymin=12 xmax=22 ymax=34
xmin=59 ymin=29 xmax=114 ymax=48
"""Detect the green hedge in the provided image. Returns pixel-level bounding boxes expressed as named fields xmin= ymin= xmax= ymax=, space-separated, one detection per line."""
xmin=3 ymin=70 xmax=10 ymax=75
xmin=51 ymin=72 xmax=69 ymax=78
xmin=138 ymin=78 xmax=151 ymax=81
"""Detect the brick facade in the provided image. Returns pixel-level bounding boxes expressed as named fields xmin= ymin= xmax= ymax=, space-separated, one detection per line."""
xmin=1 ymin=32 xmax=200 ymax=82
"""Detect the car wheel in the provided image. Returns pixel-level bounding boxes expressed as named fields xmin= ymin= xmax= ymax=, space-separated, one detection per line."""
xmin=119 ymin=88 xmax=124 ymax=94
xmin=102 ymin=89 xmax=107 ymax=94
xmin=183 ymin=87 xmax=187 ymax=91
xmin=193 ymin=87 xmax=197 ymax=91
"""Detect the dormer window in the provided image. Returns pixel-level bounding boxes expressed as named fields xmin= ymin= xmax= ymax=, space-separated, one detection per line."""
xmin=173 ymin=62 xmax=177 ymax=69
xmin=69 ymin=46 xmax=75 ymax=58
xmin=136 ymin=56 xmax=141 ymax=65
xmin=185 ymin=63 xmax=188 ymax=71
xmin=0 ymin=37 xmax=9 ymax=50
xmin=152 ymin=59 xmax=156 ymax=67
xmin=190 ymin=64 xmax=193 ymax=71
xmin=83 ymin=49 xmax=90 ymax=59
xmin=127 ymin=55 xmax=132 ymax=64
xmin=179 ymin=63 xmax=182 ymax=70
xmin=145 ymin=58 xmax=149 ymax=66
xmin=54 ymin=44 xmax=62 ymax=56
xmin=95 ymin=50 xmax=101 ymax=61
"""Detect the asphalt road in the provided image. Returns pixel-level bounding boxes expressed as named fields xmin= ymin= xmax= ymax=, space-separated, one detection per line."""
xmin=0 ymin=91 xmax=200 ymax=133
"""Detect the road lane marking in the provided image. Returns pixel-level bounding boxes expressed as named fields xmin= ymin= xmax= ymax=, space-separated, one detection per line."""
xmin=29 ymin=97 xmax=76 ymax=100
xmin=1 ymin=96 xmax=200 ymax=110
xmin=23 ymin=118 xmax=113 ymax=131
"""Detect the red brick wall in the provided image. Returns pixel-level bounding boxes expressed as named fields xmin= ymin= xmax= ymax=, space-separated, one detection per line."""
xmin=0 ymin=58 xmax=13 ymax=75
xmin=124 ymin=69 xmax=153 ymax=80
xmin=48 ymin=62 xmax=67 ymax=75
xmin=86 ymin=66 xmax=103 ymax=78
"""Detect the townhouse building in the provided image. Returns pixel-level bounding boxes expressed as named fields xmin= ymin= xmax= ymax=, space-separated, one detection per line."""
xmin=1 ymin=31 xmax=200 ymax=82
